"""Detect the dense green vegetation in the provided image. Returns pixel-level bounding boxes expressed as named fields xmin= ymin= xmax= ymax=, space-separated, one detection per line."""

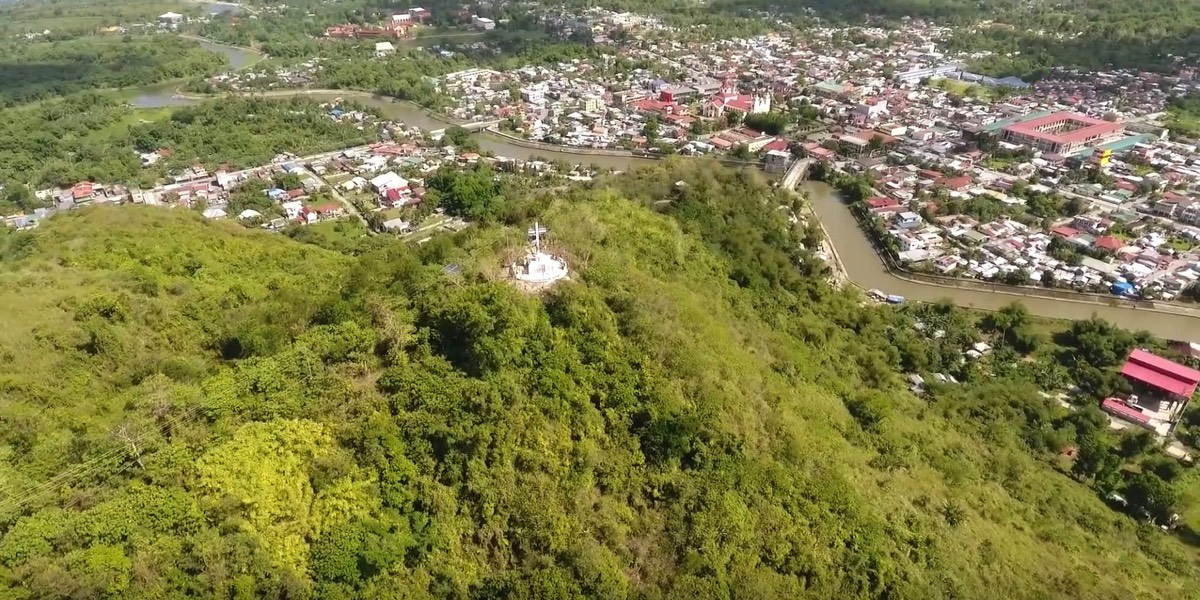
xmin=0 ymin=0 xmax=194 ymax=36
xmin=0 ymin=94 xmax=379 ymax=193
xmin=557 ymin=0 xmax=1200 ymax=77
xmin=1167 ymin=94 xmax=1200 ymax=139
xmin=0 ymin=161 xmax=1197 ymax=598
xmin=0 ymin=36 xmax=225 ymax=107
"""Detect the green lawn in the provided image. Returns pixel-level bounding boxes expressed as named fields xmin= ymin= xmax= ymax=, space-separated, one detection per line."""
xmin=1166 ymin=111 xmax=1200 ymax=138
xmin=931 ymin=77 xmax=994 ymax=101
xmin=85 ymin=107 xmax=173 ymax=141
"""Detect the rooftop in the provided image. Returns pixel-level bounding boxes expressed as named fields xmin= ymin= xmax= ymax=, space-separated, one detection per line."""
xmin=1120 ymin=348 xmax=1200 ymax=398
xmin=1002 ymin=111 xmax=1123 ymax=146
xmin=974 ymin=110 xmax=1057 ymax=134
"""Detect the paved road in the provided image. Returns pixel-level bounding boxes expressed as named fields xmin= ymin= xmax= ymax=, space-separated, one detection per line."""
xmin=305 ymin=165 xmax=367 ymax=226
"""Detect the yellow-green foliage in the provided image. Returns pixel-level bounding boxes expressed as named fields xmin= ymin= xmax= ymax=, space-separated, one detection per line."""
xmin=197 ymin=419 xmax=372 ymax=574
xmin=0 ymin=166 xmax=1196 ymax=599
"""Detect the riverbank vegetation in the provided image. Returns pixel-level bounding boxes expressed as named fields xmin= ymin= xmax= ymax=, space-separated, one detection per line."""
xmin=0 ymin=94 xmax=380 ymax=191
xmin=0 ymin=36 xmax=225 ymax=107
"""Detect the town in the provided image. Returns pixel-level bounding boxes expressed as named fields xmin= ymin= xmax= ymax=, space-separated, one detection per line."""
xmin=6 ymin=0 xmax=1200 ymax=594
xmin=15 ymin=9 xmax=1200 ymax=304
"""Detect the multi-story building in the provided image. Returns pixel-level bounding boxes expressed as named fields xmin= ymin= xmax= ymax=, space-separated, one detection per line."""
xmin=999 ymin=112 xmax=1124 ymax=155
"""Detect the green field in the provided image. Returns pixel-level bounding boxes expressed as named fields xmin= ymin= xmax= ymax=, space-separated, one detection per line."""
xmin=0 ymin=0 xmax=196 ymax=34
xmin=930 ymin=77 xmax=995 ymax=101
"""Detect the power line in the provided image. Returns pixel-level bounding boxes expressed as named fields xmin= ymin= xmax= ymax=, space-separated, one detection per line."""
xmin=0 ymin=404 xmax=206 ymax=515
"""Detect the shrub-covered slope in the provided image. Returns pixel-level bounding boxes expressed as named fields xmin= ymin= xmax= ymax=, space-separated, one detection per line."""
xmin=0 ymin=164 xmax=1194 ymax=599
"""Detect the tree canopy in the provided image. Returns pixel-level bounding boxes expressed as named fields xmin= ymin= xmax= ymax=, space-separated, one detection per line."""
xmin=0 ymin=162 xmax=1195 ymax=598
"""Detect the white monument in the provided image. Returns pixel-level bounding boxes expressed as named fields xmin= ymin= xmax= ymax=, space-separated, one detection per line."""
xmin=512 ymin=222 xmax=568 ymax=285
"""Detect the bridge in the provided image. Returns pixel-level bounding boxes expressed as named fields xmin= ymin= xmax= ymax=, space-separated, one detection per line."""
xmin=781 ymin=158 xmax=815 ymax=191
xmin=446 ymin=120 xmax=501 ymax=132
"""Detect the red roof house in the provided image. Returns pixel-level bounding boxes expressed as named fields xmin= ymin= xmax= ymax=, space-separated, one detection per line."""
xmin=1094 ymin=235 xmax=1123 ymax=252
xmin=761 ymin=138 xmax=790 ymax=153
xmin=1120 ymin=349 xmax=1200 ymax=399
xmin=941 ymin=176 xmax=973 ymax=191
xmin=72 ymin=182 xmax=95 ymax=200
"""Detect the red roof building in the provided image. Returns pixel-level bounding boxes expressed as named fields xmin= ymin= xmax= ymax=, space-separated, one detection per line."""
xmin=1051 ymin=225 xmax=1080 ymax=238
xmin=1120 ymin=349 xmax=1200 ymax=399
xmin=72 ymin=182 xmax=95 ymax=200
xmin=1094 ymin=235 xmax=1123 ymax=252
xmin=761 ymin=138 xmax=790 ymax=153
xmin=1000 ymin=111 xmax=1124 ymax=155
xmin=1101 ymin=397 xmax=1154 ymax=428
xmin=630 ymin=99 xmax=687 ymax=117
xmin=941 ymin=176 xmax=973 ymax=191
xmin=702 ymin=81 xmax=770 ymax=120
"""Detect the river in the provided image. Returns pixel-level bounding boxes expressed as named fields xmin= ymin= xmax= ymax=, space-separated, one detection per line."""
xmin=125 ymin=44 xmax=1200 ymax=337
xmin=130 ymin=38 xmax=262 ymax=108
xmin=800 ymin=181 xmax=1200 ymax=339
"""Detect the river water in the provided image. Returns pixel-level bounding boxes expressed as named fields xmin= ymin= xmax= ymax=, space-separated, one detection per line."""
xmin=126 ymin=42 xmax=1200 ymax=337
xmin=800 ymin=181 xmax=1200 ymax=339
xmin=130 ymin=39 xmax=261 ymax=108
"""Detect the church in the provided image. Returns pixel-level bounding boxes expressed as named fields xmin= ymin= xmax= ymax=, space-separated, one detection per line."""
xmin=702 ymin=81 xmax=771 ymax=120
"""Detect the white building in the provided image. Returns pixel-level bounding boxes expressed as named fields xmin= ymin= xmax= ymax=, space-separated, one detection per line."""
xmin=375 ymin=42 xmax=396 ymax=57
xmin=471 ymin=15 xmax=495 ymax=30
xmin=370 ymin=171 xmax=408 ymax=193
xmin=282 ymin=201 xmax=303 ymax=220
xmin=521 ymin=85 xmax=546 ymax=105
xmin=158 ymin=12 xmax=185 ymax=28
xmin=764 ymin=150 xmax=792 ymax=173
xmin=511 ymin=223 xmax=567 ymax=287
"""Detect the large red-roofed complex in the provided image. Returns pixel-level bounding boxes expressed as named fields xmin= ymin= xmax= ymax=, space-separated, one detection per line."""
xmin=1000 ymin=112 xmax=1124 ymax=155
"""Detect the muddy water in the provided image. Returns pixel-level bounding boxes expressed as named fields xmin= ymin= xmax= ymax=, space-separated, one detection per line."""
xmin=800 ymin=180 xmax=1200 ymax=339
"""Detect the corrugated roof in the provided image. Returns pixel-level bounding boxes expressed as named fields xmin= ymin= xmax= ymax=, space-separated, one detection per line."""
xmin=1120 ymin=349 xmax=1200 ymax=398
xmin=1002 ymin=112 xmax=1123 ymax=144
xmin=1102 ymin=398 xmax=1152 ymax=425
xmin=975 ymin=109 xmax=1056 ymax=133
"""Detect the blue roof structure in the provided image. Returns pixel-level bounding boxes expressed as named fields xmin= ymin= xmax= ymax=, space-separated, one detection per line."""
xmin=1111 ymin=281 xmax=1135 ymax=295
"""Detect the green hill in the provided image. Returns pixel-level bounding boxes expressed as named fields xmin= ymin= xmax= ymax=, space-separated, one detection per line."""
xmin=0 ymin=163 xmax=1195 ymax=599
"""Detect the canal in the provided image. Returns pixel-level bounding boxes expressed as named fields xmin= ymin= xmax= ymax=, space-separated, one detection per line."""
xmin=126 ymin=43 xmax=1200 ymax=337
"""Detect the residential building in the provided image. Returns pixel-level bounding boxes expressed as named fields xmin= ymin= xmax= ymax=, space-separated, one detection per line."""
xmin=764 ymin=150 xmax=791 ymax=173
xmin=158 ymin=12 xmax=184 ymax=28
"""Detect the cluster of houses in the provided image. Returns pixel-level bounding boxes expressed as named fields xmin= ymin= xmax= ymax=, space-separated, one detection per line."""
xmin=867 ymin=181 xmax=1200 ymax=300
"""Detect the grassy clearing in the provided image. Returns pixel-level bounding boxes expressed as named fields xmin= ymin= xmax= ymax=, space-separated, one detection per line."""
xmin=931 ymin=77 xmax=995 ymax=101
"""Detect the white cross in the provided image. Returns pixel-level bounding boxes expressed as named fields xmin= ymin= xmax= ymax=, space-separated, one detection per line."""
xmin=528 ymin=222 xmax=548 ymax=252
